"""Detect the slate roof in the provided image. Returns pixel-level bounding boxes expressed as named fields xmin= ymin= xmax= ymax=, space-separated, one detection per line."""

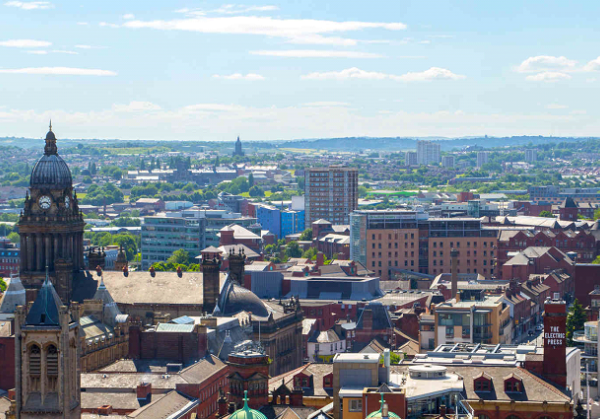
xmin=356 ymin=302 xmax=393 ymax=331
xmin=390 ymin=364 xmax=571 ymax=403
xmin=0 ymin=275 xmax=25 ymax=314
xmin=25 ymin=274 xmax=63 ymax=326
xmin=269 ymin=363 xmax=334 ymax=398
xmin=126 ymin=390 xmax=196 ymax=419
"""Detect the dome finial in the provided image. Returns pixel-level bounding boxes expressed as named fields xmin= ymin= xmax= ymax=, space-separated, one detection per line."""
xmin=49 ymin=119 xmax=52 ymax=132
xmin=44 ymin=122 xmax=58 ymax=155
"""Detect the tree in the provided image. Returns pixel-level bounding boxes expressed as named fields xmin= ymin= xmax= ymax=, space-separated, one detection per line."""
xmin=302 ymin=247 xmax=317 ymax=260
xmin=299 ymin=228 xmax=313 ymax=241
xmin=566 ymin=299 xmax=586 ymax=345
xmin=7 ymin=232 xmax=20 ymax=244
xmin=248 ymin=173 xmax=255 ymax=187
xmin=167 ymin=249 xmax=191 ymax=265
xmin=594 ymin=208 xmax=600 ymax=220
xmin=285 ymin=241 xmax=302 ymax=259
xmin=112 ymin=234 xmax=138 ymax=260
xmin=539 ymin=210 xmax=554 ymax=218
xmin=249 ymin=185 xmax=264 ymax=197
xmin=0 ymin=278 xmax=6 ymax=292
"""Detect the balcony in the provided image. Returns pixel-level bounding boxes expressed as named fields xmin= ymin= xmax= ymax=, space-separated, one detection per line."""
xmin=573 ymin=331 xmax=597 ymax=344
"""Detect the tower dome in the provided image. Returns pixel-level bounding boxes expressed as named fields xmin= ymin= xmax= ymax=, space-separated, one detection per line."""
xmin=30 ymin=121 xmax=73 ymax=190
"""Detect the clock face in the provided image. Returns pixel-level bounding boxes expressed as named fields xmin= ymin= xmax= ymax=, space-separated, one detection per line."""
xmin=39 ymin=195 xmax=51 ymax=210
xmin=65 ymin=196 xmax=70 ymax=208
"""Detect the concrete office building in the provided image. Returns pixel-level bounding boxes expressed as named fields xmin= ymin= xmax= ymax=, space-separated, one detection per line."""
xmin=305 ymin=165 xmax=358 ymax=228
xmin=525 ymin=149 xmax=538 ymax=163
xmin=476 ymin=151 xmax=489 ymax=169
xmin=141 ymin=216 xmax=205 ymax=269
xmin=442 ymin=155 xmax=456 ymax=168
xmin=405 ymin=151 xmax=418 ymax=167
xmin=417 ymin=140 xmax=441 ymax=165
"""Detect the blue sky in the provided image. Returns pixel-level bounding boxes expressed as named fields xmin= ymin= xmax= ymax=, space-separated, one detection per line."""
xmin=1 ymin=0 xmax=599 ymax=141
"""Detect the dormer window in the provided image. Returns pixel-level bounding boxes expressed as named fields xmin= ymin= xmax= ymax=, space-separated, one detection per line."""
xmin=474 ymin=372 xmax=492 ymax=392
xmin=504 ymin=374 xmax=523 ymax=393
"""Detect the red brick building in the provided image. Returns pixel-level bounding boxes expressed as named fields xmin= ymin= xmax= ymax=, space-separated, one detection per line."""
xmin=497 ymin=229 xmax=596 ymax=268
xmin=501 ymin=246 xmax=575 ymax=284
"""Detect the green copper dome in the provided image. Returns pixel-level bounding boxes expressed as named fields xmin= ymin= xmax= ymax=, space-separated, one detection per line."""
xmin=229 ymin=391 xmax=266 ymax=419
xmin=366 ymin=393 xmax=401 ymax=419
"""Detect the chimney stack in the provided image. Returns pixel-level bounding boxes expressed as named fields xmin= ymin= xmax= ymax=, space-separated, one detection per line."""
xmin=136 ymin=383 xmax=152 ymax=406
xmin=450 ymin=249 xmax=459 ymax=300
xmin=542 ymin=296 xmax=567 ymax=388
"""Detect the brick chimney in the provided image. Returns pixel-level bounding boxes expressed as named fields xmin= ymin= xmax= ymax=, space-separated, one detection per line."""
xmin=290 ymin=389 xmax=303 ymax=406
xmin=218 ymin=392 xmax=228 ymax=417
xmin=316 ymin=252 xmax=324 ymax=267
xmin=137 ymin=383 xmax=152 ymax=406
xmin=220 ymin=228 xmax=235 ymax=246
xmin=543 ymin=294 xmax=567 ymax=388
xmin=440 ymin=405 xmax=447 ymax=417
xmin=450 ymin=249 xmax=459 ymax=300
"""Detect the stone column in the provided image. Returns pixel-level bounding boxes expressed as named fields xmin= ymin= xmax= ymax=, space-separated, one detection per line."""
xmin=69 ymin=234 xmax=74 ymax=263
xmin=36 ymin=234 xmax=43 ymax=271
xmin=27 ymin=234 xmax=34 ymax=271
xmin=20 ymin=234 xmax=27 ymax=271
xmin=62 ymin=234 xmax=68 ymax=261
xmin=45 ymin=235 xmax=51 ymax=270
xmin=54 ymin=235 xmax=60 ymax=260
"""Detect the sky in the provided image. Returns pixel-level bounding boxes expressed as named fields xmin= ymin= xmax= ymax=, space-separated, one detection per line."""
xmin=0 ymin=0 xmax=599 ymax=141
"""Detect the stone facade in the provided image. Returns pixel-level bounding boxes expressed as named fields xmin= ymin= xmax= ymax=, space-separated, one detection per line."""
xmin=18 ymin=125 xmax=85 ymax=304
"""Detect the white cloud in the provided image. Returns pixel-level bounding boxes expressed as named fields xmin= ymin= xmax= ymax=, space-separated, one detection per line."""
xmin=587 ymin=78 xmax=597 ymax=83
xmin=113 ymin=101 xmax=161 ymax=112
xmin=302 ymin=66 xmax=465 ymax=81
xmin=525 ymin=72 xmax=571 ymax=82
xmin=251 ymin=50 xmax=383 ymax=58
xmin=26 ymin=49 xmax=78 ymax=55
xmin=182 ymin=104 xmax=245 ymax=112
xmin=4 ymin=1 xmax=53 ymax=10
xmin=122 ymin=13 xmax=135 ymax=20
xmin=570 ymin=110 xmax=587 ymax=115
xmin=517 ymin=55 xmax=577 ymax=73
xmin=0 ymin=39 xmax=51 ymax=48
xmin=583 ymin=56 xmax=600 ymax=72
xmin=419 ymin=40 xmax=431 ymax=44
xmin=302 ymin=101 xmax=350 ymax=107
xmin=1 ymin=104 xmax=593 ymax=140
xmin=99 ymin=22 xmax=119 ymax=28
xmin=77 ymin=22 xmax=89 ymax=26
xmin=303 ymin=67 xmax=388 ymax=80
xmin=211 ymin=5 xmax=279 ymax=14
xmin=0 ymin=67 xmax=117 ymax=76
xmin=392 ymin=67 xmax=465 ymax=81
xmin=212 ymin=73 xmax=265 ymax=80
xmin=51 ymin=49 xmax=78 ymax=55
xmin=287 ymin=34 xmax=358 ymax=47
xmin=546 ymin=103 xmax=568 ymax=109
xmin=122 ymin=16 xmax=407 ymax=45
xmin=75 ymin=44 xmax=92 ymax=49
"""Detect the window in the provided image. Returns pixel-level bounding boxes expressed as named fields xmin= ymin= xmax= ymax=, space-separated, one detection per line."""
xmin=446 ymin=326 xmax=454 ymax=337
xmin=349 ymin=399 xmax=362 ymax=412
xmin=474 ymin=379 xmax=490 ymax=392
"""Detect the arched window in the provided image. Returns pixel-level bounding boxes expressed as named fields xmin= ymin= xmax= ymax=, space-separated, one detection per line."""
xmin=29 ymin=344 xmax=41 ymax=391
xmin=46 ymin=344 xmax=58 ymax=392
xmin=46 ymin=345 xmax=58 ymax=377
xmin=29 ymin=345 xmax=41 ymax=376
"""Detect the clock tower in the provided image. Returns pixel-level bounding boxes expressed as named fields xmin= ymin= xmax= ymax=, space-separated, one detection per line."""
xmin=18 ymin=123 xmax=85 ymax=304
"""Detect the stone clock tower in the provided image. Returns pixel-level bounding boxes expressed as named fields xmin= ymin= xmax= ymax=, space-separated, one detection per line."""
xmin=18 ymin=123 xmax=85 ymax=304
